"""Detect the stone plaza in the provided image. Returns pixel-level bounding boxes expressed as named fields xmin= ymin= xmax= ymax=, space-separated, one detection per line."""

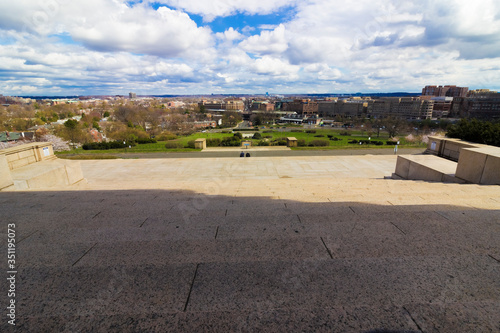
xmin=1 ymin=151 xmax=499 ymax=332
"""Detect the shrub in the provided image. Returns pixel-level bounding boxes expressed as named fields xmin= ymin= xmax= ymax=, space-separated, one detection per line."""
xmin=291 ymin=129 xmax=303 ymax=133
xmin=314 ymin=134 xmax=325 ymax=137
xmin=264 ymin=135 xmax=273 ymax=139
xmin=258 ymin=140 xmax=270 ymax=146
xmin=206 ymin=138 xmax=221 ymax=147
xmin=263 ymin=130 xmax=274 ymax=133
xmin=274 ymin=140 xmax=287 ymax=146
xmin=330 ymin=137 xmax=341 ymax=141
xmin=220 ymin=136 xmax=241 ymax=147
xmin=340 ymin=131 xmax=350 ymax=136
xmin=306 ymin=130 xmax=316 ymax=133
xmin=165 ymin=142 xmax=184 ymax=149
xmin=186 ymin=140 xmax=196 ymax=149
xmin=386 ymin=141 xmax=398 ymax=145
xmin=297 ymin=139 xmax=307 ymax=147
xmin=374 ymin=141 xmax=384 ymax=146
xmin=156 ymin=132 xmax=177 ymax=141
xmin=327 ymin=134 xmax=333 ymax=139
xmin=252 ymin=132 xmax=262 ymax=139
xmin=309 ymin=139 xmax=329 ymax=147
xmin=82 ymin=141 xmax=132 ymax=150
xmin=348 ymin=139 xmax=358 ymax=144
xmin=136 ymin=138 xmax=157 ymax=144
xmin=233 ymin=132 xmax=243 ymax=139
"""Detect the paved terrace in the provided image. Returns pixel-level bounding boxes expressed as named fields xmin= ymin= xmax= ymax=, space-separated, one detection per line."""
xmin=1 ymin=155 xmax=499 ymax=332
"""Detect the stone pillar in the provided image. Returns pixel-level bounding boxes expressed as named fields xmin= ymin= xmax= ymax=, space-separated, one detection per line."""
xmin=241 ymin=141 xmax=252 ymax=149
xmin=34 ymin=142 xmax=55 ymax=161
xmin=194 ymin=138 xmax=206 ymax=149
xmin=287 ymin=137 xmax=298 ymax=147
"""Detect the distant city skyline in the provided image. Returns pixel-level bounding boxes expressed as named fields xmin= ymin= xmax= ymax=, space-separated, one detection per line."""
xmin=1 ymin=0 xmax=500 ymax=96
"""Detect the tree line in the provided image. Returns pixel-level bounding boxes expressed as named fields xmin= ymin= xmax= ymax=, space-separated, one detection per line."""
xmin=446 ymin=118 xmax=500 ymax=147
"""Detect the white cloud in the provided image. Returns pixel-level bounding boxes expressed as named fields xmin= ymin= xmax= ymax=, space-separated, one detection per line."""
xmin=239 ymin=24 xmax=288 ymax=55
xmin=1 ymin=0 xmax=500 ymax=94
xmin=216 ymin=28 xmax=244 ymax=42
xmin=0 ymin=1 xmax=214 ymax=58
xmin=252 ymin=56 xmax=299 ymax=77
xmin=155 ymin=0 xmax=297 ymax=22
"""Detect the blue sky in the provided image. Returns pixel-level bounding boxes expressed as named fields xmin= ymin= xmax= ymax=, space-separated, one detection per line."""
xmin=0 ymin=0 xmax=499 ymax=96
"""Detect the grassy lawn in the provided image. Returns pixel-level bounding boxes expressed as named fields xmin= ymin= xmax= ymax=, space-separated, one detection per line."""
xmin=55 ymin=127 xmax=426 ymax=156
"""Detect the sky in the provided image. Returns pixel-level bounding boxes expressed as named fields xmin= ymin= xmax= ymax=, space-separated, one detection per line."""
xmin=0 ymin=0 xmax=500 ymax=96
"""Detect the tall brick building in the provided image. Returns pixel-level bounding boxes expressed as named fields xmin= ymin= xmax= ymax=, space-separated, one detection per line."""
xmin=282 ymin=99 xmax=318 ymax=116
xmin=422 ymin=85 xmax=468 ymax=98
xmin=452 ymin=91 xmax=500 ymax=119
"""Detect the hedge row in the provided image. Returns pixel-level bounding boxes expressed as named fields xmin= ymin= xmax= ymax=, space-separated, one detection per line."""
xmin=82 ymin=141 xmax=135 ymax=150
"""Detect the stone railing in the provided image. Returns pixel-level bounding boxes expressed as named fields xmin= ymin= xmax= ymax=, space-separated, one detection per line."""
xmin=426 ymin=136 xmax=481 ymax=162
xmin=0 ymin=142 xmax=84 ymax=190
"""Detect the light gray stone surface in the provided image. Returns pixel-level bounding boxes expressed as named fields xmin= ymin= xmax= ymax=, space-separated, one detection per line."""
xmin=2 ymin=155 xmax=500 ymax=332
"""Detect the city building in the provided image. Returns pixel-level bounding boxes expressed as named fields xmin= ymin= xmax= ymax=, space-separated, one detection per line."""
xmin=422 ymin=85 xmax=468 ymax=98
xmin=452 ymin=91 xmax=500 ymax=119
xmin=371 ymin=97 xmax=433 ymax=120
xmin=282 ymin=99 xmax=318 ymax=116
xmin=129 ymin=92 xmax=137 ymax=99
xmin=430 ymin=97 xmax=453 ymax=118
xmin=250 ymin=101 xmax=275 ymax=112
xmin=199 ymin=99 xmax=244 ymax=112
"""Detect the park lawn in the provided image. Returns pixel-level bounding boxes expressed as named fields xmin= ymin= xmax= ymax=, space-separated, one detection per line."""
xmin=55 ymin=127 xmax=425 ymax=155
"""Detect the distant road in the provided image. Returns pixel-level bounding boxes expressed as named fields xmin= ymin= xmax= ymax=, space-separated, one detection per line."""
xmin=112 ymin=148 xmax=425 ymax=159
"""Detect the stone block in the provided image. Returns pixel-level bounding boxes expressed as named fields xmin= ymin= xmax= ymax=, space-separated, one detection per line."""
xmin=35 ymin=143 xmax=54 ymax=161
xmin=18 ymin=149 xmax=35 ymax=160
xmin=10 ymin=157 xmax=30 ymax=170
xmin=395 ymin=155 xmax=458 ymax=182
xmin=408 ymin=163 xmax=446 ymax=182
xmin=287 ymin=137 xmax=298 ymax=147
xmin=481 ymin=154 xmax=500 ymax=185
xmin=63 ymin=160 xmax=85 ymax=185
xmin=194 ymin=138 xmax=206 ymax=150
xmin=427 ymin=136 xmax=444 ymax=155
xmin=394 ymin=156 xmax=410 ymax=178
xmin=0 ymin=155 xmax=13 ymax=190
xmin=455 ymin=148 xmax=488 ymax=184
xmin=6 ymin=152 xmax=19 ymax=163
xmin=241 ymin=140 xmax=252 ymax=148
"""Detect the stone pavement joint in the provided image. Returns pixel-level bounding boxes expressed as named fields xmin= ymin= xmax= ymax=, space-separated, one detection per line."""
xmin=3 ymin=155 xmax=500 ymax=332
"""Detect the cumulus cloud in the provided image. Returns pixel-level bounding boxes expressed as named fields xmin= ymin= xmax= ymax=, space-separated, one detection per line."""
xmin=239 ymin=24 xmax=288 ymax=55
xmin=252 ymin=56 xmax=299 ymax=77
xmin=216 ymin=28 xmax=244 ymax=42
xmin=1 ymin=0 xmax=500 ymax=94
xmin=155 ymin=0 xmax=297 ymax=22
xmin=0 ymin=0 xmax=213 ymax=58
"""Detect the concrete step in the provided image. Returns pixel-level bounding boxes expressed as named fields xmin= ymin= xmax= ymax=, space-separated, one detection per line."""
xmin=394 ymin=155 xmax=465 ymax=183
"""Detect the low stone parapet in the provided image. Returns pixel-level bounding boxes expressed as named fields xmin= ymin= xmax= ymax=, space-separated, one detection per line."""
xmin=426 ymin=136 xmax=481 ymax=161
xmin=394 ymin=155 xmax=464 ymax=183
xmin=455 ymin=146 xmax=500 ymax=185
xmin=0 ymin=142 xmax=85 ymax=190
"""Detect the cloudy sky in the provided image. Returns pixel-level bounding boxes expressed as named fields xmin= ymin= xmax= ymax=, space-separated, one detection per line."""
xmin=0 ymin=0 xmax=499 ymax=96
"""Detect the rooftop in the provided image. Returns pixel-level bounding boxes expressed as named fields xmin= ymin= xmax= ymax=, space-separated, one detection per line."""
xmin=3 ymin=155 xmax=500 ymax=332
